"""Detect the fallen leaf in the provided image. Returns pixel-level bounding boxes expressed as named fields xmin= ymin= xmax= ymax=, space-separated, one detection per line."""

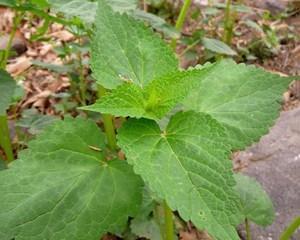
xmin=6 ymin=56 xmax=32 ymax=76
xmin=50 ymin=30 xmax=74 ymax=41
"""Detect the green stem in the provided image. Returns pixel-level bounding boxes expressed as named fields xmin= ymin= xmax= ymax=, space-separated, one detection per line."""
xmin=0 ymin=10 xmax=19 ymax=162
xmin=77 ymin=51 xmax=86 ymax=105
xmin=245 ymin=218 xmax=252 ymax=240
xmin=1 ymin=10 xmax=22 ymax=69
xmin=223 ymin=0 xmax=234 ymax=45
xmin=179 ymin=39 xmax=201 ymax=57
xmin=163 ymin=201 xmax=174 ymax=240
xmin=0 ymin=115 xmax=14 ymax=162
xmin=153 ymin=204 xmax=164 ymax=240
xmin=280 ymin=216 xmax=300 ymax=240
xmin=97 ymin=85 xmax=117 ymax=150
xmin=170 ymin=0 xmax=192 ymax=50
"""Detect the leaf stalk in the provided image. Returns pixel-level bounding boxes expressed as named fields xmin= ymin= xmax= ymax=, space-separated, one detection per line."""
xmin=163 ymin=201 xmax=174 ymax=240
xmin=280 ymin=216 xmax=300 ymax=240
xmin=170 ymin=0 xmax=192 ymax=50
xmin=97 ymin=85 xmax=117 ymax=150
xmin=245 ymin=218 xmax=252 ymax=240
xmin=0 ymin=115 xmax=14 ymax=162
xmin=77 ymin=43 xmax=86 ymax=105
xmin=223 ymin=0 xmax=234 ymax=45
xmin=0 ymin=10 xmax=20 ymax=162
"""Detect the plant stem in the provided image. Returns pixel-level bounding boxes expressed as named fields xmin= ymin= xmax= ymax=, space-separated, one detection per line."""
xmin=179 ymin=39 xmax=201 ymax=57
xmin=0 ymin=115 xmax=14 ymax=162
xmin=1 ymin=10 xmax=22 ymax=69
xmin=0 ymin=10 xmax=20 ymax=162
xmin=153 ymin=204 xmax=164 ymax=239
xmin=223 ymin=0 xmax=234 ymax=45
xmin=97 ymin=85 xmax=117 ymax=150
xmin=170 ymin=0 xmax=192 ymax=50
xmin=77 ymin=37 xmax=87 ymax=105
xmin=280 ymin=216 xmax=300 ymax=240
xmin=78 ymin=53 xmax=86 ymax=105
xmin=245 ymin=218 xmax=252 ymax=240
xmin=163 ymin=201 xmax=174 ymax=240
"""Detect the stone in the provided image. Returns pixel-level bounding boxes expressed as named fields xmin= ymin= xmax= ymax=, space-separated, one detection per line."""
xmin=0 ymin=32 xmax=27 ymax=56
xmin=235 ymin=107 xmax=300 ymax=239
xmin=250 ymin=0 xmax=288 ymax=14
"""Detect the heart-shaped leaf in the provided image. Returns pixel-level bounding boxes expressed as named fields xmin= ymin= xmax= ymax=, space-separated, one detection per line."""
xmin=234 ymin=173 xmax=275 ymax=226
xmin=118 ymin=111 xmax=243 ymax=240
xmin=91 ymin=0 xmax=178 ymax=89
xmin=183 ymin=59 xmax=293 ymax=150
xmin=0 ymin=118 xmax=143 ymax=240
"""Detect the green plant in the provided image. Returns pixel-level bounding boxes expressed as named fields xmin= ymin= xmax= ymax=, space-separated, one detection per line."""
xmin=170 ymin=0 xmax=192 ymax=50
xmin=0 ymin=70 xmax=16 ymax=162
xmin=0 ymin=0 xmax=22 ymax=163
xmin=280 ymin=216 xmax=300 ymax=240
xmin=240 ymin=19 xmax=282 ymax=59
xmin=0 ymin=0 xmax=296 ymax=240
xmin=222 ymin=0 xmax=235 ymax=45
xmin=0 ymin=0 xmax=85 ymax=162
xmin=234 ymin=174 xmax=275 ymax=240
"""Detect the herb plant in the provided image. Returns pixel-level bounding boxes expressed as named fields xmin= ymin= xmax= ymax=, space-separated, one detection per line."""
xmin=280 ymin=216 xmax=300 ymax=240
xmin=0 ymin=0 xmax=295 ymax=240
xmin=0 ymin=70 xmax=16 ymax=162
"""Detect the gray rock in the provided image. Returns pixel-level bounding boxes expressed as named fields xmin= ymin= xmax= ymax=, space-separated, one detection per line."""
xmin=251 ymin=0 xmax=288 ymax=14
xmin=235 ymin=107 xmax=300 ymax=240
xmin=0 ymin=34 xmax=27 ymax=56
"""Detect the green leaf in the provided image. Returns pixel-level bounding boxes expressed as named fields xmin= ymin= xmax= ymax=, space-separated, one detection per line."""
xmin=131 ymin=217 xmax=162 ymax=240
xmin=183 ymin=59 xmax=293 ymax=150
xmin=32 ymin=60 xmax=74 ymax=74
xmin=82 ymin=68 xmax=212 ymax=119
xmin=243 ymin=20 xmax=264 ymax=34
xmin=130 ymin=187 xmax=161 ymax=240
xmin=118 ymin=111 xmax=243 ymax=240
xmin=82 ymin=64 xmax=215 ymax=119
xmin=16 ymin=109 xmax=57 ymax=135
xmin=0 ymin=0 xmax=16 ymax=7
xmin=0 ymin=117 xmax=143 ymax=240
xmin=48 ymin=0 xmax=138 ymax=26
xmin=109 ymin=0 xmax=138 ymax=12
xmin=91 ymin=0 xmax=178 ymax=89
xmin=234 ymin=173 xmax=275 ymax=226
xmin=48 ymin=0 xmax=98 ymax=25
xmin=29 ymin=0 xmax=50 ymax=8
xmin=0 ymin=70 xmax=16 ymax=115
xmin=132 ymin=9 xmax=180 ymax=39
xmin=202 ymin=37 xmax=237 ymax=56
xmin=215 ymin=3 xmax=254 ymax=13
xmin=0 ymin=157 xmax=7 ymax=170
xmin=82 ymin=83 xmax=146 ymax=118
xmin=48 ymin=0 xmax=175 ymax=38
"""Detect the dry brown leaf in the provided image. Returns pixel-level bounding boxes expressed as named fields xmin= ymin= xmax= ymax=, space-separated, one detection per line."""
xmin=26 ymin=47 xmax=38 ymax=57
xmin=39 ymin=44 xmax=52 ymax=56
xmin=50 ymin=30 xmax=74 ymax=42
xmin=0 ymin=8 xmax=13 ymax=32
xmin=32 ymin=98 xmax=47 ymax=109
xmin=6 ymin=56 xmax=32 ymax=76
xmin=22 ymin=90 xmax=52 ymax=108
xmin=180 ymin=231 xmax=198 ymax=240
xmin=180 ymin=229 xmax=212 ymax=240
